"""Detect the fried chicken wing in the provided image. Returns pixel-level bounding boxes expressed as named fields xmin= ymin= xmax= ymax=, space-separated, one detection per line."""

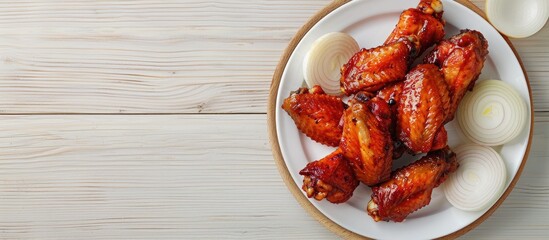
xmin=397 ymin=64 xmax=451 ymax=153
xmin=367 ymin=147 xmax=458 ymax=222
xmin=340 ymin=40 xmax=414 ymax=95
xmin=299 ymin=148 xmax=359 ymax=203
xmin=425 ymin=29 xmax=489 ymax=121
xmin=385 ymin=0 xmax=445 ymax=57
xmin=282 ymin=85 xmax=345 ymax=147
xmin=340 ymin=94 xmax=393 ymax=186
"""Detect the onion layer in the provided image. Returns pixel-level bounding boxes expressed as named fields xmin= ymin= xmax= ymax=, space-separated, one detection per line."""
xmin=486 ymin=0 xmax=549 ymax=38
xmin=443 ymin=144 xmax=507 ymax=211
xmin=457 ymin=79 xmax=527 ymax=146
xmin=303 ymin=32 xmax=359 ymax=95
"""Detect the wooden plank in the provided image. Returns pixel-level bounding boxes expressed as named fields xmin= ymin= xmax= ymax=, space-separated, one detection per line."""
xmin=0 ymin=0 xmax=546 ymax=114
xmin=0 ymin=114 xmax=547 ymax=239
xmin=0 ymin=114 xmax=329 ymax=239
xmin=0 ymin=0 xmax=332 ymax=114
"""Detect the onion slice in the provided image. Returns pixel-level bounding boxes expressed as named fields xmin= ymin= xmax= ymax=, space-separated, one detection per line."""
xmin=443 ymin=144 xmax=507 ymax=211
xmin=457 ymin=80 xmax=527 ymax=146
xmin=303 ymin=32 xmax=359 ymax=95
xmin=486 ymin=0 xmax=549 ymax=38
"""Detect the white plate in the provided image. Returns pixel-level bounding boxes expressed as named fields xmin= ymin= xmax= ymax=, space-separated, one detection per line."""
xmin=274 ymin=0 xmax=532 ymax=239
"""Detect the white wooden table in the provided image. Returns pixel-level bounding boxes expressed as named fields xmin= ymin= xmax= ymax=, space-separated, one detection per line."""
xmin=0 ymin=0 xmax=546 ymax=239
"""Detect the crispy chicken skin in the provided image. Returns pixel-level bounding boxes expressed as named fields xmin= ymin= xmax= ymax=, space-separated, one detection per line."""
xmin=431 ymin=126 xmax=448 ymax=151
xmin=377 ymin=80 xmax=447 ymax=156
xmin=340 ymin=94 xmax=393 ymax=186
xmin=397 ymin=64 xmax=451 ymax=153
xmin=425 ymin=29 xmax=489 ymax=121
xmin=367 ymin=147 xmax=458 ymax=222
xmin=376 ymin=82 xmax=404 ymax=130
xmin=376 ymin=82 xmax=407 ymax=158
xmin=340 ymin=40 xmax=414 ymax=95
xmin=282 ymin=86 xmax=345 ymax=147
xmin=385 ymin=0 xmax=445 ymax=57
xmin=376 ymin=82 xmax=404 ymax=104
xmin=299 ymin=148 xmax=359 ymax=203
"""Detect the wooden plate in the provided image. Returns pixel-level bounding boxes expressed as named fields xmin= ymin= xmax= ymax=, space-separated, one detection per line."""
xmin=268 ymin=0 xmax=533 ymax=238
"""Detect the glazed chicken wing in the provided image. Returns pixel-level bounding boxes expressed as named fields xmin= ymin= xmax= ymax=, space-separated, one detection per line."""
xmin=282 ymin=85 xmax=345 ymax=147
xmin=340 ymin=93 xmax=393 ymax=186
xmin=299 ymin=148 xmax=359 ymax=203
xmin=425 ymin=29 xmax=489 ymax=121
xmin=397 ymin=64 xmax=451 ymax=153
xmin=385 ymin=0 xmax=445 ymax=57
xmin=367 ymin=147 xmax=458 ymax=222
xmin=340 ymin=40 xmax=414 ymax=95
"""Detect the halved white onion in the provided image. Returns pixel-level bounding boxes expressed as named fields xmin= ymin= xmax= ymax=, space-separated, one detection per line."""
xmin=443 ymin=144 xmax=507 ymax=211
xmin=303 ymin=32 xmax=359 ymax=95
xmin=457 ymin=80 xmax=527 ymax=146
xmin=486 ymin=0 xmax=549 ymax=38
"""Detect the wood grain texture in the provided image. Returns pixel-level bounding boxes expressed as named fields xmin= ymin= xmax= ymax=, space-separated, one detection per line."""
xmin=0 ymin=115 xmax=331 ymax=239
xmin=0 ymin=114 xmax=546 ymax=239
xmin=0 ymin=0 xmax=332 ymax=114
